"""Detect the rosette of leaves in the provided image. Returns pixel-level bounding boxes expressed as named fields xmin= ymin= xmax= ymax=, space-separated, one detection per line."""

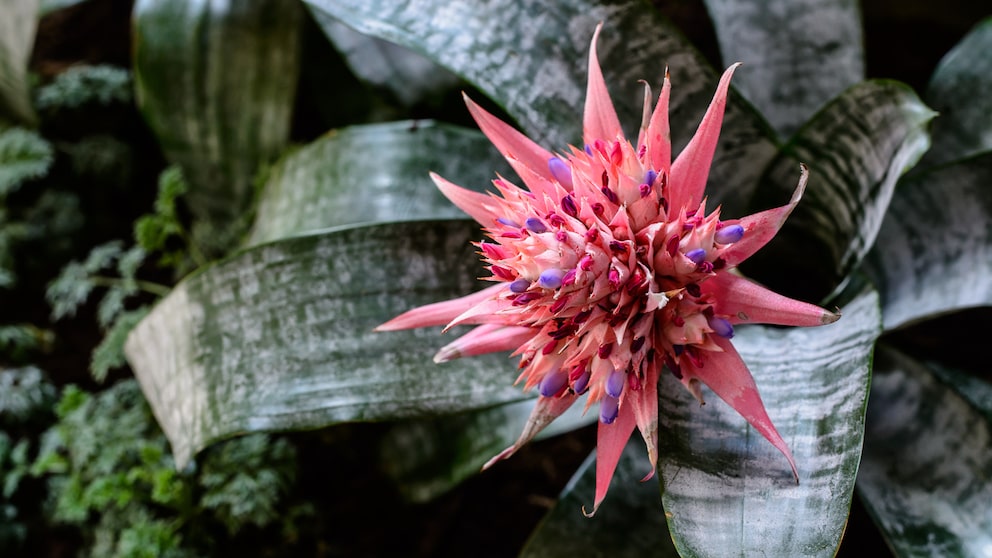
xmin=122 ymin=0 xmax=991 ymax=556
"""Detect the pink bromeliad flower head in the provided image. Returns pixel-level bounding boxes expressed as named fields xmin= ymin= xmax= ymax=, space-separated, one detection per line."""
xmin=377 ymin=24 xmax=839 ymax=516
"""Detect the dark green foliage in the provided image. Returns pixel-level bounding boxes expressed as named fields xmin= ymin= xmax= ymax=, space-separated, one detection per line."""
xmin=0 ymin=367 xmax=57 ymax=425
xmin=134 ymin=165 xmax=203 ymax=272
xmin=35 ymin=65 xmax=133 ymax=111
xmin=30 ymin=380 xmax=303 ymax=558
xmin=90 ymin=309 xmax=149 ymax=383
xmin=0 ymin=128 xmax=54 ymax=197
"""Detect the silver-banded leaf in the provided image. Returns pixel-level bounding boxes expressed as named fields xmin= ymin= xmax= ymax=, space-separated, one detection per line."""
xmin=660 ymin=282 xmax=880 ymax=557
xmin=519 ymin=438 xmax=679 ymax=558
xmin=380 ymin=398 xmax=596 ymax=502
xmin=922 ymin=16 xmax=992 ymax=167
xmin=701 ymin=0 xmax=864 ymax=137
xmin=863 ymin=152 xmax=992 ymax=331
xmin=303 ymin=0 xmax=779 ymax=214
xmin=857 ymin=345 xmax=992 ymax=557
xmin=248 ymin=120 xmax=511 ymax=245
xmin=0 ymin=0 xmax=39 ymax=126
xmin=133 ymin=0 xmax=302 ymax=249
xmin=315 ymin=15 xmax=459 ymax=107
xmin=745 ymin=80 xmax=934 ymax=300
xmin=125 ymin=220 xmax=529 ymax=469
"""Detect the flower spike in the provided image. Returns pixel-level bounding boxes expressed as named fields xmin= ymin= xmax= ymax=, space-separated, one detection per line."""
xmin=379 ymin=26 xmax=838 ymax=514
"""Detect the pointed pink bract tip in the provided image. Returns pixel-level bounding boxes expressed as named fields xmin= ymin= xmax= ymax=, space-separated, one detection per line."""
xmin=821 ymin=309 xmax=842 ymax=324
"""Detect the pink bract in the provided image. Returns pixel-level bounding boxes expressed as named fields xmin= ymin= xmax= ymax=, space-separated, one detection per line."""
xmin=377 ymin=24 xmax=839 ymax=516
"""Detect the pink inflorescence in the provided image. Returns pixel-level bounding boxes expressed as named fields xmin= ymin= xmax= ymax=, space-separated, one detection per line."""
xmin=377 ymin=24 xmax=839 ymax=515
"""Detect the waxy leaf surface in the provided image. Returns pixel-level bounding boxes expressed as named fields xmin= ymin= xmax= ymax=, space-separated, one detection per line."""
xmin=922 ymin=16 xmax=992 ymax=166
xmin=133 ymin=0 xmax=301 ymax=246
xmin=702 ymin=0 xmax=864 ymax=137
xmin=659 ymin=284 xmax=880 ymax=557
xmin=304 ymin=0 xmax=779 ymax=213
xmin=125 ymin=221 xmax=530 ymax=469
xmin=249 ymin=121 xmax=510 ymax=245
xmin=746 ymin=81 xmax=934 ymax=300
xmin=858 ymin=346 xmax=992 ymax=557
xmin=863 ymin=152 xmax=992 ymax=331
xmin=0 ymin=0 xmax=39 ymax=126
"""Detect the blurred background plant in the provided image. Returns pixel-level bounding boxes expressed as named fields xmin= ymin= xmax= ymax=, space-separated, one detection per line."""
xmin=0 ymin=0 xmax=989 ymax=556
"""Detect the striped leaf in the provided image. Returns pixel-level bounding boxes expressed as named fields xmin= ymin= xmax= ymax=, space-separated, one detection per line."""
xmin=519 ymin=438 xmax=679 ymax=558
xmin=125 ymin=220 xmax=529 ymax=469
xmin=302 ymin=0 xmax=779 ymax=213
xmin=133 ymin=0 xmax=302 ymax=252
xmin=922 ymin=16 xmax=992 ymax=166
xmin=863 ymin=152 xmax=992 ymax=331
xmin=0 ymin=0 xmax=39 ymax=126
xmin=248 ymin=121 xmax=511 ymax=245
xmin=857 ymin=345 xmax=992 ymax=557
xmin=659 ymin=282 xmax=879 ymax=557
xmin=702 ymin=0 xmax=864 ymax=137
xmin=744 ymin=81 xmax=934 ymax=301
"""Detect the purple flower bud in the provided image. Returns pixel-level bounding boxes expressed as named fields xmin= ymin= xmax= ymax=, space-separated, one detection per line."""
xmin=561 ymin=195 xmax=578 ymax=217
xmin=708 ymin=316 xmax=735 ymax=338
xmin=714 ymin=224 xmax=744 ymax=244
xmin=571 ymin=368 xmax=591 ymax=394
xmin=539 ymin=268 xmax=565 ymax=289
xmin=548 ymin=157 xmax=573 ymax=189
xmin=509 ymin=278 xmax=530 ymax=293
xmin=497 ymin=217 xmax=520 ymax=228
xmin=539 ymin=368 xmax=569 ymax=397
xmin=525 ymin=217 xmax=547 ymax=233
xmin=645 ymin=169 xmax=658 ymax=185
xmin=686 ymin=248 xmax=707 ymax=264
xmin=600 ymin=395 xmax=620 ymax=424
xmin=639 ymin=183 xmax=652 ymax=198
xmin=605 ymin=369 xmax=625 ymax=398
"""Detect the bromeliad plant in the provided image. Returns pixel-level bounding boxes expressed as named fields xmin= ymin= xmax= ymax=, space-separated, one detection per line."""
xmin=376 ymin=26 xmax=839 ymax=516
xmin=23 ymin=0 xmax=980 ymax=555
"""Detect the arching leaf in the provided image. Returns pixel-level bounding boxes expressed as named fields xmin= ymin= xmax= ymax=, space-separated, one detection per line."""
xmin=125 ymin=220 xmax=529 ymax=469
xmin=133 ymin=0 xmax=302 ymax=253
xmin=744 ymin=81 xmax=934 ymax=300
xmin=0 ymin=0 xmax=39 ymax=126
xmin=248 ymin=121 xmax=511 ymax=245
xmin=863 ymin=152 xmax=992 ymax=331
xmin=659 ymin=283 xmax=880 ymax=557
xmin=302 ymin=0 xmax=779 ymax=213
xmin=858 ymin=345 xmax=992 ymax=557
xmin=702 ymin=0 xmax=864 ymax=137
xmin=922 ymin=16 xmax=992 ymax=166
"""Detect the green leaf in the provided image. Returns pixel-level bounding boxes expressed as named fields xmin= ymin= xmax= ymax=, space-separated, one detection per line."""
xmin=303 ymin=0 xmax=779 ymax=214
xmin=133 ymin=0 xmax=303 ymax=250
xmin=379 ymin=398 xmax=596 ymax=502
xmin=0 ymin=127 xmax=54 ymax=196
xmin=857 ymin=345 xmax=992 ymax=557
xmin=0 ymin=0 xmax=38 ymax=126
xmin=922 ymin=16 xmax=992 ymax=166
xmin=125 ymin=220 xmax=529 ymax=469
xmin=863 ymin=152 xmax=992 ymax=331
xmin=314 ymin=15 xmax=459 ymax=107
xmin=701 ymin=0 xmax=864 ymax=137
xmin=92 ymin=308 xmax=151 ymax=383
xmin=659 ymin=282 xmax=880 ymax=557
xmin=249 ymin=120 xmax=511 ymax=245
xmin=520 ymin=438 xmax=679 ymax=558
xmin=744 ymin=81 xmax=935 ymax=300
xmin=35 ymin=65 xmax=133 ymax=111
